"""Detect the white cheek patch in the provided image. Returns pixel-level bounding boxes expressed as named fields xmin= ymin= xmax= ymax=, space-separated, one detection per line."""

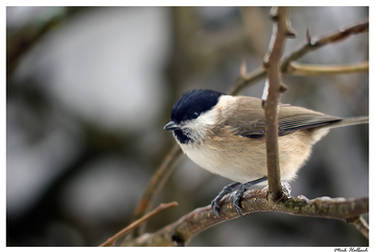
xmin=181 ymin=110 xmax=217 ymax=141
xmin=180 ymin=102 xmax=222 ymax=143
xmin=195 ymin=109 xmax=217 ymax=126
xmin=180 ymin=95 xmax=236 ymax=143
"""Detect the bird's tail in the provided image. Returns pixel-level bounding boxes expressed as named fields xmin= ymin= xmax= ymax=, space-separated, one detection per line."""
xmin=326 ymin=116 xmax=368 ymax=130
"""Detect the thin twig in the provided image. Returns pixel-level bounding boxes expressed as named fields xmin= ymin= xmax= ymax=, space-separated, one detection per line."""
xmin=229 ymin=66 xmax=266 ymax=95
xmin=230 ymin=21 xmax=368 ymax=95
xmin=287 ymin=61 xmax=368 ymax=76
xmin=262 ymin=7 xmax=291 ymax=200
xmin=100 ymin=201 xmax=178 ymax=246
xmin=129 ymin=144 xmax=182 ymax=237
xmin=124 ymin=187 xmax=368 ymax=246
xmin=281 ymin=21 xmax=368 ymax=73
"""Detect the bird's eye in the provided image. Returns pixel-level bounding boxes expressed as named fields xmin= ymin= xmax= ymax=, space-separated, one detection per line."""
xmin=192 ymin=112 xmax=199 ymax=118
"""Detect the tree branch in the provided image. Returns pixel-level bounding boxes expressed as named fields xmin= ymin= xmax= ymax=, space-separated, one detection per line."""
xmin=262 ymin=7 xmax=292 ymax=200
xmin=100 ymin=201 xmax=178 ymax=246
xmin=280 ymin=21 xmax=369 ymax=73
xmin=287 ymin=61 xmax=368 ymax=76
xmin=129 ymin=144 xmax=182 ymax=237
xmin=124 ymin=187 xmax=368 ymax=246
xmin=229 ymin=66 xmax=265 ymax=95
xmin=230 ymin=20 xmax=368 ymax=95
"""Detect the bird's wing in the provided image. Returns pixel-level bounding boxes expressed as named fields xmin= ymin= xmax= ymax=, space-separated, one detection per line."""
xmin=278 ymin=113 xmax=342 ymax=136
xmin=222 ymin=97 xmax=342 ymax=138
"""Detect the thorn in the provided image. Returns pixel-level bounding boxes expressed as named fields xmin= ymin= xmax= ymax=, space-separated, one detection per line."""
xmin=240 ymin=59 xmax=247 ymax=78
xmin=285 ymin=29 xmax=296 ymax=38
xmin=263 ymin=56 xmax=270 ymax=68
xmin=285 ymin=20 xmax=296 ymax=38
xmin=306 ymin=29 xmax=313 ymax=46
xmin=270 ymin=7 xmax=279 ymax=21
xmin=279 ymin=82 xmax=288 ymax=92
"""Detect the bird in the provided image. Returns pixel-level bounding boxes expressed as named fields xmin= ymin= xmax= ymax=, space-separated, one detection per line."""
xmin=163 ymin=89 xmax=368 ymax=216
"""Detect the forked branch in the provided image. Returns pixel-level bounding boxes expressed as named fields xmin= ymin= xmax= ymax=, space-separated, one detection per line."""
xmin=280 ymin=21 xmax=369 ymax=72
xmin=230 ymin=21 xmax=368 ymax=95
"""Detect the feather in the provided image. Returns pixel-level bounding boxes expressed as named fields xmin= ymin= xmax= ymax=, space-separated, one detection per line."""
xmin=219 ymin=96 xmax=342 ymax=138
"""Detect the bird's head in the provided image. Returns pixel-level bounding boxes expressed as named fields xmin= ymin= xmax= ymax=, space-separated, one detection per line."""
xmin=164 ymin=89 xmax=223 ymax=144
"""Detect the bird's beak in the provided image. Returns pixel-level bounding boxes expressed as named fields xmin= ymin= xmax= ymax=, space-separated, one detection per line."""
xmin=163 ymin=121 xmax=179 ymax=131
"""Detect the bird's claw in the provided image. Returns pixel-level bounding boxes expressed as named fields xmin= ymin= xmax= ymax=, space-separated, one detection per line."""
xmin=211 ymin=194 xmax=244 ymax=216
xmin=210 ymin=182 xmax=241 ymax=217
xmin=209 ymin=177 xmax=267 ymax=217
xmin=233 ymin=194 xmax=244 ymax=216
xmin=210 ymin=199 xmax=221 ymax=217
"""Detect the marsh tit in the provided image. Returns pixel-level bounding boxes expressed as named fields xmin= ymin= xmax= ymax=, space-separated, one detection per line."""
xmin=164 ymin=89 xmax=368 ymax=216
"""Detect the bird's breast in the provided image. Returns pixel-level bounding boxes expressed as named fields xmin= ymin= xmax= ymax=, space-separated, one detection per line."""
xmin=178 ymin=135 xmax=268 ymax=183
xmin=178 ymin=129 xmax=315 ymax=183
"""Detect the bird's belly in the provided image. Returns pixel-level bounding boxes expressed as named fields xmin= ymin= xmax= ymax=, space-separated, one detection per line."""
xmin=179 ymin=131 xmax=313 ymax=183
xmin=179 ymin=140 xmax=268 ymax=183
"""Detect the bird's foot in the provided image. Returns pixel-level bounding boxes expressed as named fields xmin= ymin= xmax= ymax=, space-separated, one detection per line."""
xmin=211 ymin=176 xmax=268 ymax=216
xmin=211 ymin=182 xmax=240 ymax=217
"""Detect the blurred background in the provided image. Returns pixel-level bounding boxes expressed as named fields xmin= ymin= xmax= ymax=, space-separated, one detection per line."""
xmin=6 ymin=6 xmax=368 ymax=246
